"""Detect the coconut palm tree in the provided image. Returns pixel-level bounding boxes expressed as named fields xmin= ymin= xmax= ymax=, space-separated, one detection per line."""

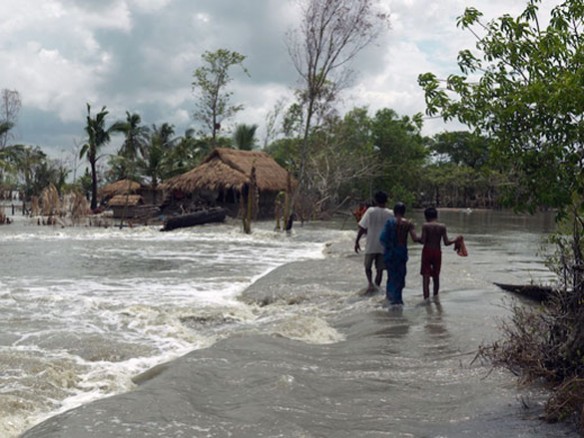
xmin=80 ymin=104 xmax=114 ymax=210
xmin=5 ymin=144 xmax=46 ymax=200
xmin=162 ymin=128 xmax=211 ymax=178
xmin=0 ymin=122 xmax=14 ymax=182
xmin=232 ymin=123 xmax=258 ymax=150
xmin=111 ymin=112 xmax=150 ymax=161
xmin=108 ymin=112 xmax=150 ymax=181
xmin=139 ymin=123 xmax=176 ymax=189
xmin=0 ymin=121 xmax=13 ymax=148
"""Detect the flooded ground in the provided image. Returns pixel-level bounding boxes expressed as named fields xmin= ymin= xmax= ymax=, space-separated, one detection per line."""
xmin=2 ymin=209 xmax=576 ymax=437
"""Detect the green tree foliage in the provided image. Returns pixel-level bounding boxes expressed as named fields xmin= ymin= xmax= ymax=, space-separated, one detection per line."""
xmin=418 ymin=0 xmax=584 ymax=427
xmin=80 ymin=104 xmax=115 ymax=210
xmin=265 ymin=137 xmax=302 ymax=171
xmin=111 ymin=112 xmax=149 ymax=161
xmin=418 ymin=0 xmax=584 ymax=214
xmin=0 ymin=121 xmax=15 ymax=185
xmin=106 ymin=112 xmax=150 ymax=183
xmin=266 ymin=106 xmax=426 ymax=214
xmin=139 ymin=123 xmax=176 ymax=189
xmin=430 ymin=131 xmax=489 ymax=168
xmin=0 ymin=144 xmax=27 ymax=189
xmin=232 ymin=123 xmax=258 ymax=150
xmin=78 ymin=168 xmax=93 ymax=202
xmin=164 ymin=129 xmax=211 ymax=178
xmin=0 ymin=127 xmax=15 ymax=174
xmin=9 ymin=145 xmax=45 ymax=199
xmin=370 ymin=109 xmax=427 ymax=205
xmin=30 ymin=159 xmax=69 ymax=199
xmin=421 ymin=131 xmax=505 ymax=208
xmin=0 ymin=89 xmax=21 ymax=148
xmin=303 ymin=108 xmax=380 ymax=214
xmin=0 ymin=120 xmax=13 ymax=146
xmin=0 ymin=144 xmax=66 ymax=199
xmin=192 ymin=49 xmax=249 ymax=143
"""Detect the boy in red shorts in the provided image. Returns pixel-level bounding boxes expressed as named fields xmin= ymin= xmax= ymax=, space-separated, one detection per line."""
xmin=419 ymin=207 xmax=462 ymax=299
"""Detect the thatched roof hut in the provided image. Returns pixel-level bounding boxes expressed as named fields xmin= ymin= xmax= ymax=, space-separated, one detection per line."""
xmin=161 ymin=148 xmax=293 ymax=218
xmin=107 ymin=194 xmax=157 ymax=220
xmin=107 ymin=194 xmax=143 ymax=207
xmin=162 ymin=148 xmax=291 ymax=193
xmin=100 ymin=179 xmax=141 ymax=197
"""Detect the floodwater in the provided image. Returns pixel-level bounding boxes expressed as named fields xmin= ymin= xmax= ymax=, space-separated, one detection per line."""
xmin=0 ymin=209 xmax=577 ymax=437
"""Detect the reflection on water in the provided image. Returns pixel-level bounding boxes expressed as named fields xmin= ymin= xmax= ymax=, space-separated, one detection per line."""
xmin=372 ymin=307 xmax=410 ymax=340
xmin=424 ymin=298 xmax=446 ymax=334
xmin=423 ymin=298 xmax=450 ymax=357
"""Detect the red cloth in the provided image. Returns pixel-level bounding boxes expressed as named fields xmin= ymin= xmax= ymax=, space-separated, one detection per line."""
xmin=353 ymin=205 xmax=368 ymax=222
xmin=454 ymin=237 xmax=468 ymax=257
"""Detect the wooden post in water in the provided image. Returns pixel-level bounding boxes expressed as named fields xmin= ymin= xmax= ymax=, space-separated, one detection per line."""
xmin=242 ymin=165 xmax=256 ymax=234
xmin=119 ymin=180 xmax=133 ymax=230
xmin=283 ymin=172 xmax=292 ymax=232
xmin=274 ymin=191 xmax=285 ymax=231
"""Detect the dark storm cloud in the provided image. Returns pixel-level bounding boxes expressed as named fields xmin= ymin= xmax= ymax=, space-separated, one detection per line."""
xmin=18 ymin=106 xmax=83 ymax=151
xmin=93 ymin=0 xmax=296 ymax=100
xmin=64 ymin=0 xmax=303 ymax=150
xmin=3 ymin=0 xmax=531 ymax=159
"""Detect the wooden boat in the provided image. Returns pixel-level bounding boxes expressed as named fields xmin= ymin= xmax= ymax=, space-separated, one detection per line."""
xmin=493 ymin=282 xmax=554 ymax=302
xmin=161 ymin=208 xmax=227 ymax=231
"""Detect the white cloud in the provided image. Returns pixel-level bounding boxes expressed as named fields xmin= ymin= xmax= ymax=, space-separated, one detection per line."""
xmin=0 ymin=0 xmax=555 ymax=155
xmin=129 ymin=0 xmax=173 ymax=13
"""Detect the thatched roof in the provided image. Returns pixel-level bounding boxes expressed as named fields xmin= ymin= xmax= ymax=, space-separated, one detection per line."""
xmin=100 ymin=179 xmax=141 ymax=197
xmin=162 ymin=148 xmax=292 ymax=193
xmin=108 ymin=194 xmax=143 ymax=207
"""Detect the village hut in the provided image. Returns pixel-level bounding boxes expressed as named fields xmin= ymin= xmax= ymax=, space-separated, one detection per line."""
xmin=107 ymin=194 xmax=143 ymax=219
xmin=100 ymin=179 xmax=163 ymax=207
xmin=100 ymin=179 xmax=141 ymax=199
xmin=161 ymin=148 xmax=293 ymax=218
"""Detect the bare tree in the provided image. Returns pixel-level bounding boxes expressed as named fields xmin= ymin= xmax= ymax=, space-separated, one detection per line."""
xmin=263 ymin=98 xmax=286 ymax=148
xmin=0 ymin=89 xmax=21 ymax=148
xmin=286 ymin=0 xmax=389 ymax=212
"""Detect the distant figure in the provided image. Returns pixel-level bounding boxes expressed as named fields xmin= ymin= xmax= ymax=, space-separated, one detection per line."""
xmin=419 ymin=207 xmax=462 ymax=300
xmin=355 ymin=191 xmax=394 ymax=293
xmin=380 ymin=202 xmax=419 ymax=305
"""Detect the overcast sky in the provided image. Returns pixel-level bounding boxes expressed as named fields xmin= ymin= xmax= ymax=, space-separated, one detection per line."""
xmin=0 ymin=0 xmax=549 ymax=163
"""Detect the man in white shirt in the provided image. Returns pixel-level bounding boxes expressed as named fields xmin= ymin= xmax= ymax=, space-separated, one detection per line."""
xmin=354 ymin=191 xmax=394 ymax=293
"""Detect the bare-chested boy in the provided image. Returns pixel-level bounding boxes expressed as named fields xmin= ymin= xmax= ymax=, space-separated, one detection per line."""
xmin=419 ymin=207 xmax=462 ymax=299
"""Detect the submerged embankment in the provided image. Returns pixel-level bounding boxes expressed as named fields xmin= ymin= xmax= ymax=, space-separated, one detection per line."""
xmin=20 ymin=211 xmax=577 ymax=437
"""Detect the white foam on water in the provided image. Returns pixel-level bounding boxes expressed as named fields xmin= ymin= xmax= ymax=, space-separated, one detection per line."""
xmin=0 ymin=222 xmax=332 ymax=437
xmin=271 ymin=315 xmax=346 ymax=344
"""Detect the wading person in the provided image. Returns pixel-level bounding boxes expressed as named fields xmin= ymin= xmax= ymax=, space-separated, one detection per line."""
xmin=380 ymin=202 xmax=419 ymax=305
xmin=355 ymin=191 xmax=394 ymax=293
xmin=419 ymin=207 xmax=462 ymax=300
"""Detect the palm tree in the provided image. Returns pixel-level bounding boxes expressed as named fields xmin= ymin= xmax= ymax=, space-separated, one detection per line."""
xmin=232 ymin=123 xmax=257 ymax=150
xmin=0 ymin=143 xmax=13 ymax=173
xmin=163 ymin=128 xmax=211 ymax=178
xmin=111 ymin=112 xmax=149 ymax=162
xmin=108 ymin=112 xmax=150 ymax=181
xmin=80 ymin=104 xmax=114 ymax=210
xmin=6 ymin=144 xmax=46 ymax=200
xmin=139 ymin=123 xmax=176 ymax=189
xmin=0 ymin=121 xmax=14 ymax=148
xmin=0 ymin=121 xmax=14 ymax=183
